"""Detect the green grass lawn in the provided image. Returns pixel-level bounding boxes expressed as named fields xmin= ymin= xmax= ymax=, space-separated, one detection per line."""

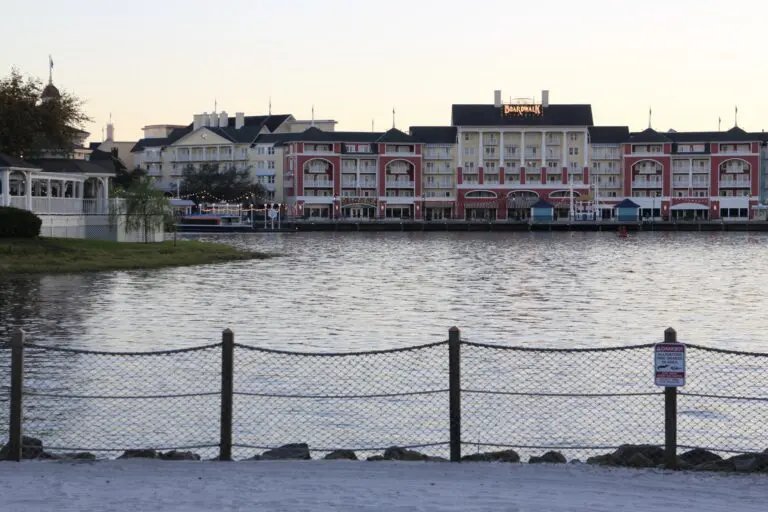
xmin=0 ymin=237 xmax=271 ymax=277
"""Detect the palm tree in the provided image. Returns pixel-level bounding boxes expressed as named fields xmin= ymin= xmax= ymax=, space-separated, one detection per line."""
xmin=110 ymin=177 xmax=171 ymax=243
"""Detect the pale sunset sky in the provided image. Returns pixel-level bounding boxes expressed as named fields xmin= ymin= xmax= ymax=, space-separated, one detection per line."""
xmin=1 ymin=0 xmax=764 ymax=143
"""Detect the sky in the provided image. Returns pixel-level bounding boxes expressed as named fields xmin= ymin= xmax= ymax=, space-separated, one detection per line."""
xmin=1 ymin=0 xmax=765 ymax=143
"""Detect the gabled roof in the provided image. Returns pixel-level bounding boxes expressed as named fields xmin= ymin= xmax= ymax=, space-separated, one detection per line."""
xmin=287 ymin=127 xmax=384 ymax=143
xmin=628 ymin=128 xmax=672 ymax=144
xmin=0 ymin=154 xmax=39 ymax=169
xmin=409 ymin=126 xmax=458 ymax=144
xmin=89 ymin=149 xmax=127 ymax=173
xmin=615 ymin=199 xmax=640 ymax=209
xmin=451 ymin=104 xmax=593 ymax=127
xmin=665 ymin=126 xmax=758 ymax=143
xmin=588 ymin=126 xmax=630 ymax=144
xmin=26 ymin=158 xmax=116 ymax=176
xmin=376 ymin=128 xmax=420 ymax=143
xmin=130 ymin=114 xmax=293 ymax=152
xmin=531 ymin=199 xmax=554 ymax=209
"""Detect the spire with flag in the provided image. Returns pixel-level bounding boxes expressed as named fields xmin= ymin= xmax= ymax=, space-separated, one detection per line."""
xmin=392 ymin=107 xmax=396 ymax=129
xmin=735 ymin=105 xmax=739 ymax=127
xmin=48 ymin=54 xmax=54 ymax=84
xmin=648 ymin=107 xmax=652 ymax=129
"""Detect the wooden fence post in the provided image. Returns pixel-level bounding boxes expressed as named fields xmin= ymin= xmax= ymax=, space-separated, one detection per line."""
xmin=448 ymin=327 xmax=461 ymax=462
xmin=8 ymin=329 xmax=25 ymax=462
xmin=663 ymin=327 xmax=678 ymax=469
xmin=219 ymin=329 xmax=234 ymax=461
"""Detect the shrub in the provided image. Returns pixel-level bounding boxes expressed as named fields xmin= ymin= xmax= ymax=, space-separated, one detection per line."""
xmin=0 ymin=206 xmax=42 ymax=238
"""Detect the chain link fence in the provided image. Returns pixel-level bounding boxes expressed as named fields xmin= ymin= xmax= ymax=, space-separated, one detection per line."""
xmin=2 ymin=329 xmax=767 ymax=462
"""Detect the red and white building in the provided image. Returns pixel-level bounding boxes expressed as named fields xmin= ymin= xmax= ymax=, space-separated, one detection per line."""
xmin=279 ymin=89 xmax=764 ymax=221
xmin=283 ymin=127 xmax=425 ymax=219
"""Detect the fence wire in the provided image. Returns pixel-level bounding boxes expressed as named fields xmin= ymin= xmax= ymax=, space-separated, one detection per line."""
xmin=232 ymin=341 xmax=450 ymax=459
xmin=460 ymin=342 xmax=663 ymax=462
xmin=3 ymin=335 xmax=768 ymax=462
xmin=0 ymin=347 xmax=8 ymax=446
xmin=678 ymin=345 xmax=768 ymax=455
xmin=18 ymin=343 xmax=221 ymax=458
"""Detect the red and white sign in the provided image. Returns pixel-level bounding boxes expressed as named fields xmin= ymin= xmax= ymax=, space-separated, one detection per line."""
xmin=654 ymin=343 xmax=686 ymax=387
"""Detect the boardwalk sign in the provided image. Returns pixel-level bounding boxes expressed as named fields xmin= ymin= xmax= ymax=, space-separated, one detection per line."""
xmin=654 ymin=343 xmax=686 ymax=387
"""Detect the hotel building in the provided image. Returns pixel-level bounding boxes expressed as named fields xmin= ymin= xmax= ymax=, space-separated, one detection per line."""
xmin=131 ymin=90 xmax=766 ymax=221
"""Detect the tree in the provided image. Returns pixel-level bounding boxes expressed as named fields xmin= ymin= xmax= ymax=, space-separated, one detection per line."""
xmin=0 ymin=68 xmax=90 ymax=158
xmin=110 ymin=177 xmax=172 ymax=243
xmin=181 ymin=163 xmax=268 ymax=203
xmin=112 ymin=166 xmax=148 ymax=192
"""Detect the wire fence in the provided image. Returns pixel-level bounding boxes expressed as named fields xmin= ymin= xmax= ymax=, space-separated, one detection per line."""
xmin=2 ymin=328 xmax=767 ymax=463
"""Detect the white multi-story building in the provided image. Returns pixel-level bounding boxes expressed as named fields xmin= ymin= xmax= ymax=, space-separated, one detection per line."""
xmin=131 ymin=112 xmax=336 ymax=202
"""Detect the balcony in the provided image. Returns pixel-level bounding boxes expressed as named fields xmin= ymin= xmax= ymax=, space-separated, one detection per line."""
xmin=719 ymin=179 xmax=751 ymax=188
xmin=385 ymin=180 xmax=415 ymax=188
xmin=632 ymin=179 xmax=663 ymax=188
xmin=424 ymin=152 xmax=452 ymax=160
xmin=304 ymin=179 xmax=334 ymax=188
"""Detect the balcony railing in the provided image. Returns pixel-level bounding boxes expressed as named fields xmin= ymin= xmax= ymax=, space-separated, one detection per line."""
xmin=632 ymin=179 xmax=663 ymax=188
xmin=719 ymin=180 xmax=751 ymax=188
xmin=385 ymin=180 xmax=415 ymax=188
xmin=424 ymin=153 xmax=452 ymax=160
xmin=303 ymin=179 xmax=334 ymax=188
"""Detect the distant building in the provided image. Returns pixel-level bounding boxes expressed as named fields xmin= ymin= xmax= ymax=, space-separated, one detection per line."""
xmin=130 ymin=112 xmax=336 ymax=202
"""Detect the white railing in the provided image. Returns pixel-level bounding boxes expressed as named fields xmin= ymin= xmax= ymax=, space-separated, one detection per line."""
xmin=424 ymin=152 xmax=452 ymax=160
xmin=31 ymin=197 xmax=86 ymax=214
xmin=720 ymin=180 xmax=751 ymax=188
xmin=385 ymin=180 xmax=415 ymax=188
xmin=632 ymin=180 xmax=663 ymax=188
xmin=9 ymin=197 xmax=26 ymax=209
xmin=304 ymin=179 xmax=334 ymax=188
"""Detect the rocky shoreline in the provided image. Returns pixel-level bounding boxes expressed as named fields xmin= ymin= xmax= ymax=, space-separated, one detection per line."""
xmin=3 ymin=438 xmax=767 ymax=474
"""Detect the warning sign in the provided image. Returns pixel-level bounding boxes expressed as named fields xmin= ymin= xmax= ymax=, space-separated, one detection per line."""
xmin=654 ymin=343 xmax=686 ymax=387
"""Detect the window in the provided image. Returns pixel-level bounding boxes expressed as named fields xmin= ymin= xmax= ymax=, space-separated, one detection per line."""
xmin=463 ymin=133 xmax=470 ymax=141
xmin=256 ymin=147 xmax=266 ymax=155
xmin=268 ymin=161 xmax=275 ymax=169
xmin=569 ymin=147 xmax=580 ymax=156
xmin=463 ymin=147 xmax=474 ymax=156
xmin=569 ymin=133 xmax=578 ymax=142
xmin=257 ymin=161 xmax=265 ymax=169
xmin=267 ymin=147 xmax=275 ymax=155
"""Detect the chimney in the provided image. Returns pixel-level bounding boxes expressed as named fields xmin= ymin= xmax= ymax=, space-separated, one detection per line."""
xmin=105 ymin=122 xmax=115 ymax=141
xmin=542 ymin=90 xmax=550 ymax=108
xmin=219 ymin=111 xmax=228 ymax=128
xmin=494 ymin=90 xmax=502 ymax=108
xmin=235 ymin=112 xmax=245 ymax=129
xmin=193 ymin=114 xmax=203 ymax=130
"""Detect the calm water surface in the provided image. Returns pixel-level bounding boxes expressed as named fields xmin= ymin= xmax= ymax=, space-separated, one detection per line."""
xmin=1 ymin=231 xmax=767 ymax=352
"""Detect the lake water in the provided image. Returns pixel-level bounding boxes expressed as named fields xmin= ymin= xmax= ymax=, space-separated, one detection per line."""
xmin=2 ymin=231 xmax=768 ymax=352
xmin=2 ymin=232 xmax=768 ymax=460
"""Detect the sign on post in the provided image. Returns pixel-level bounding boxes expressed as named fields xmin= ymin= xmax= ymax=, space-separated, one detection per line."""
xmin=654 ymin=343 xmax=686 ymax=387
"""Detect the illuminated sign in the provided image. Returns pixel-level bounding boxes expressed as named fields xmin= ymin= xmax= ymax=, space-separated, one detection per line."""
xmin=503 ymin=104 xmax=543 ymax=117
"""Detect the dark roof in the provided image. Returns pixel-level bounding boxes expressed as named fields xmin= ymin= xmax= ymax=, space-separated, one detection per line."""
xmin=451 ymin=104 xmax=593 ymax=126
xmin=531 ymin=199 xmax=554 ymax=209
xmin=88 ymin=142 xmax=101 ymax=150
xmin=409 ymin=126 xmax=457 ymax=144
xmin=286 ymin=127 xmax=383 ymax=143
xmin=88 ymin=149 xmax=127 ymax=173
xmin=628 ymin=128 xmax=672 ymax=143
xmin=665 ymin=126 xmax=758 ymax=143
xmin=130 ymin=114 xmax=292 ymax=152
xmin=589 ymin=126 xmax=630 ymax=144
xmin=41 ymin=83 xmax=61 ymax=101
xmin=615 ymin=199 xmax=640 ymax=209
xmin=26 ymin=158 xmax=116 ymax=176
xmin=376 ymin=128 xmax=420 ymax=143
xmin=0 ymin=154 xmax=39 ymax=169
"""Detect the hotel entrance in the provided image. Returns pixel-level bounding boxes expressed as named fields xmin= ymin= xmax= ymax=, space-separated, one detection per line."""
xmin=343 ymin=204 xmax=375 ymax=220
xmin=465 ymin=207 xmax=497 ymax=221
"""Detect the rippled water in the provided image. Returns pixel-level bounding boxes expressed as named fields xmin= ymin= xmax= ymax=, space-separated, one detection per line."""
xmin=2 ymin=232 xmax=768 ymax=459
xmin=2 ymin=231 xmax=768 ymax=352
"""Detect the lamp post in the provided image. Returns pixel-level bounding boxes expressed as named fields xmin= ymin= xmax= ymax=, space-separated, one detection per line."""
xmin=332 ymin=194 xmax=339 ymax=221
